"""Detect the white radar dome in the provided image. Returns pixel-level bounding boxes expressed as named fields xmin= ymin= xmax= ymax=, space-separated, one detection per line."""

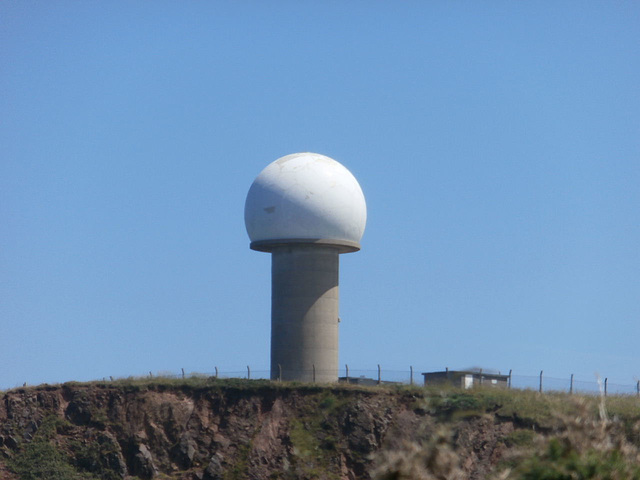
xmin=245 ymin=153 xmax=367 ymax=253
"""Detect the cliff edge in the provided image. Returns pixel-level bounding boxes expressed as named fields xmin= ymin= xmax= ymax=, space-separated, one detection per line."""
xmin=1 ymin=378 xmax=639 ymax=479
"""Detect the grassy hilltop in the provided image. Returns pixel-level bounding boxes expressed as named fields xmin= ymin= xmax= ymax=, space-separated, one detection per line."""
xmin=1 ymin=377 xmax=640 ymax=479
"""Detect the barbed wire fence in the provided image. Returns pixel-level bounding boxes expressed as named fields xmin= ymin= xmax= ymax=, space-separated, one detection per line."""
xmin=92 ymin=365 xmax=640 ymax=397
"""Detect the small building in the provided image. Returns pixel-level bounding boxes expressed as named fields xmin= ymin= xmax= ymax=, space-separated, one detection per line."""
xmin=422 ymin=369 xmax=509 ymax=389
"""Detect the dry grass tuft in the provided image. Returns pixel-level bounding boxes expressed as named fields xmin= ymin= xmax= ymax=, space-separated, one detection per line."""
xmin=373 ymin=429 xmax=464 ymax=480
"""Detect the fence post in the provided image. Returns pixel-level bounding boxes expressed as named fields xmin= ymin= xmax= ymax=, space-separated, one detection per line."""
xmin=247 ymin=366 xmax=251 ymax=379
xmin=181 ymin=368 xmax=185 ymax=379
xmin=410 ymin=366 xmax=414 ymax=386
xmin=539 ymin=370 xmax=543 ymax=393
xmin=604 ymin=378 xmax=608 ymax=397
xmin=570 ymin=374 xmax=574 ymax=394
xmin=479 ymin=369 xmax=483 ymax=386
xmin=278 ymin=364 xmax=282 ymax=382
xmin=345 ymin=364 xmax=349 ymax=382
xmin=215 ymin=366 xmax=218 ymax=379
xmin=313 ymin=364 xmax=316 ymax=383
xmin=377 ymin=364 xmax=381 ymax=385
xmin=508 ymin=369 xmax=512 ymax=389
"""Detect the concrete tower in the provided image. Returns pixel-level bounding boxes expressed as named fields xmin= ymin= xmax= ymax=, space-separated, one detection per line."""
xmin=245 ymin=153 xmax=367 ymax=382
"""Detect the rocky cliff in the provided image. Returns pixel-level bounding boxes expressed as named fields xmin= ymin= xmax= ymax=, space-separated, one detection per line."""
xmin=1 ymin=379 xmax=638 ymax=480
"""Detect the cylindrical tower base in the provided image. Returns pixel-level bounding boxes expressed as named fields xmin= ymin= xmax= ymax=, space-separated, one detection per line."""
xmin=270 ymin=245 xmax=339 ymax=382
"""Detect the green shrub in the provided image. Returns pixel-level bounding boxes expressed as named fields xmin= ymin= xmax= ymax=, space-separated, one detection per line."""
xmin=502 ymin=398 xmax=640 ymax=480
xmin=504 ymin=429 xmax=536 ymax=448
xmin=512 ymin=438 xmax=640 ymax=480
xmin=428 ymin=392 xmax=483 ymax=419
xmin=69 ymin=438 xmax=122 ymax=480
xmin=8 ymin=415 xmax=97 ymax=480
xmin=9 ymin=436 xmax=97 ymax=480
xmin=319 ymin=392 xmax=337 ymax=410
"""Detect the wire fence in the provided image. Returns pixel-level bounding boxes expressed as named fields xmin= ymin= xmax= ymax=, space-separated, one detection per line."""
xmin=105 ymin=366 xmax=640 ymax=397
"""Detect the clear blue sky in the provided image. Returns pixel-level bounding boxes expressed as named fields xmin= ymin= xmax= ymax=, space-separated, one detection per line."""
xmin=1 ymin=2 xmax=639 ymax=389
